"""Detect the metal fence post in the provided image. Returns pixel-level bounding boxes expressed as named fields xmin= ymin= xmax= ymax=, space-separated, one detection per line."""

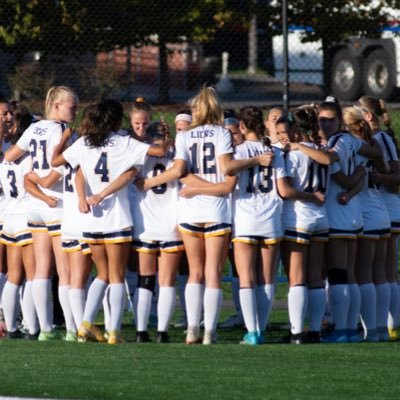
xmin=282 ymin=0 xmax=289 ymax=110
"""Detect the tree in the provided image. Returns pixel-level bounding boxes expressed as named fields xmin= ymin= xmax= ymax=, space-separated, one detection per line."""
xmin=280 ymin=0 xmax=400 ymax=92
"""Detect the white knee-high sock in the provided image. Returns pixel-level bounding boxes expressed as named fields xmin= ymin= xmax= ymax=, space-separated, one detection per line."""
xmin=83 ymin=278 xmax=107 ymax=324
xmin=185 ymin=283 xmax=204 ymax=328
xmin=388 ymin=282 xmax=399 ymax=330
xmin=58 ymin=285 xmax=75 ymax=333
xmin=347 ymin=283 xmax=361 ymax=330
xmin=288 ymin=285 xmax=308 ymax=335
xmin=256 ymin=284 xmax=275 ymax=332
xmin=157 ymin=286 xmax=176 ymax=332
xmin=359 ymin=283 xmax=376 ymax=334
xmin=203 ymin=288 xmax=223 ymax=332
xmin=125 ymin=271 xmax=137 ymax=312
xmin=177 ymin=275 xmax=188 ymax=318
xmin=307 ymin=287 xmax=325 ymax=332
xmin=102 ymin=285 xmax=111 ymax=331
xmin=134 ymin=288 xmax=152 ymax=331
xmin=21 ymin=281 xmax=38 ymax=335
xmin=109 ymin=283 xmax=126 ymax=332
xmin=328 ymin=284 xmax=349 ymax=330
xmin=2 ymin=282 xmax=21 ymax=332
xmin=32 ymin=278 xmax=53 ymax=332
xmin=375 ymin=283 xmax=390 ymax=329
xmin=0 ymin=272 xmax=7 ymax=309
xmin=69 ymin=288 xmax=85 ymax=329
xmin=239 ymin=288 xmax=257 ymax=333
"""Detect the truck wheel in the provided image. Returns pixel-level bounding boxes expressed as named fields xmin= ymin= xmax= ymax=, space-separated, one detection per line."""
xmin=331 ymin=49 xmax=362 ymax=101
xmin=363 ymin=49 xmax=395 ymax=100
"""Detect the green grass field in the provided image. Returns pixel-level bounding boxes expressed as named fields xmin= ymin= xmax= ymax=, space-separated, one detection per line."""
xmin=1 ymin=301 xmax=400 ymax=400
xmin=2 ymin=269 xmax=400 ymax=400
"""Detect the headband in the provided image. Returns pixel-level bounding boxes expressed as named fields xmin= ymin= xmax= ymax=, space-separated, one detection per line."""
xmin=175 ymin=113 xmax=192 ymax=123
xmin=223 ymin=117 xmax=239 ymax=126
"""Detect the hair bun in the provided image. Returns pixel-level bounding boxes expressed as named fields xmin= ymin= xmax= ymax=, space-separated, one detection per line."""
xmin=135 ymin=97 xmax=146 ymax=103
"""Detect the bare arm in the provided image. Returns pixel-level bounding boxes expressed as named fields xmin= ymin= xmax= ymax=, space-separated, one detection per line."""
xmin=180 ymin=173 xmax=217 ymax=188
xmin=220 ymin=152 xmax=275 ymax=176
xmin=5 ymin=144 xmax=25 ymax=163
xmin=284 ymin=142 xmax=338 ymax=165
xmin=26 ymin=170 xmax=62 ymax=189
xmin=337 ymin=175 xmax=365 ymax=205
xmin=179 ymin=175 xmax=237 ymax=198
xmin=332 ymin=165 xmax=366 ymax=190
xmin=146 ymin=138 xmax=174 ymax=157
xmin=74 ymin=167 xmax=90 ymax=213
xmin=276 ymin=177 xmax=324 ymax=205
xmin=23 ymin=175 xmax=58 ymax=208
xmin=87 ymin=167 xmax=138 ymax=207
xmin=51 ymin=128 xmax=72 ymax=167
xmin=137 ymin=159 xmax=186 ymax=191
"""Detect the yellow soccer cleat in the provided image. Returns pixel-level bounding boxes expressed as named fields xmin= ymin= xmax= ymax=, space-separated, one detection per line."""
xmin=78 ymin=321 xmax=106 ymax=343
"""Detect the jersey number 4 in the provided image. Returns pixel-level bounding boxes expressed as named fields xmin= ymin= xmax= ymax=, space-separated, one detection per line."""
xmin=95 ymin=152 xmax=109 ymax=182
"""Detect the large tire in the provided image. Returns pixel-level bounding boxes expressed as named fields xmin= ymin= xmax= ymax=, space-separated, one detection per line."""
xmin=331 ymin=48 xmax=362 ymax=101
xmin=363 ymin=49 xmax=395 ymax=100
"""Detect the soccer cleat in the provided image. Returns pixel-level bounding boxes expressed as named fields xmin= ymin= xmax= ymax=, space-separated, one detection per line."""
xmin=64 ymin=331 xmax=78 ymax=342
xmin=321 ymin=329 xmax=348 ymax=343
xmin=240 ymin=331 xmax=259 ymax=345
xmin=78 ymin=321 xmax=106 ymax=343
xmin=377 ymin=327 xmax=390 ymax=342
xmin=38 ymin=330 xmax=63 ymax=341
xmin=156 ymin=331 xmax=170 ymax=343
xmin=6 ymin=329 xmax=25 ymax=339
xmin=347 ymin=329 xmax=362 ymax=343
xmin=219 ymin=314 xmax=245 ymax=329
xmin=136 ymin=331 xmax=151 ymax=343
xmin=303 ymin=331 xmax=321 ymax=344
xmin=107 ymin=331 xmax=125 ymax=345
xmin=25 ymin=331 xmax=39 ymax=341
xmin=290 ymin=333 xmax=304 ymax=344
xmin=173 ymin=317 xmax=188 ymax=329
xmin=185 ymin=326 xmax=201 ymax=345
xmin=202 ymin=330 xmax=217 ymax=345
xmin=257 ymin=331 xmax=266 ymax=345
xmin=388 ymin=327 xmax=400 ymax=341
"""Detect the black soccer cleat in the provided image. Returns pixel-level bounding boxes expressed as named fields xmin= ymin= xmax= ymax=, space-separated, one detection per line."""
xmin=136 ymin=331 xmax=151 ymax=343
xmin=156 ymin=331 xmax=170 ymax=343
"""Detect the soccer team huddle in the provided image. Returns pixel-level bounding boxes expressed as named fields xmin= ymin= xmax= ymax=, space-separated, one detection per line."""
xmin=0 ymin=85 xmax=399 ymax=346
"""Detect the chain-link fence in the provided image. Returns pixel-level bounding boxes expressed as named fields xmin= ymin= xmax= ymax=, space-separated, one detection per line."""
xmin=1 ymin=1 xmax=400 ymax=108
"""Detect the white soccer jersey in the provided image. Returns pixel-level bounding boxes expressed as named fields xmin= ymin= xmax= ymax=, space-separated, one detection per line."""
xmin=283 ymin=143 xmax=329 ymax=230
xmin=16 ymin=119 xmax=64 ymax=208
xmin=175 ymin=124 xmax=233 ymax=224
xmin=132 ymin=146 xmax=180 ymax=241
xmin=373 ymin=130 xmax=400 ymax=223
xmin=63 ymin=132 xmax=150 ymax=233
xmin=232 ymin=141 xmax=286 ymax=237
xmin=0 ymin=153 xmax=31 ymax=214
xmin=353 ymin=142 xmax=390 ymax=232
xmin=326 ymin=132 xmax=363 ymax=231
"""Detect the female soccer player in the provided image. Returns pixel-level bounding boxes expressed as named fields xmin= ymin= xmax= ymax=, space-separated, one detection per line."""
xmin=131 ymin=121 xmax=184 ymax=343
xmin=5 ymin=86 xmax=78 ymax=340
xmin=357 ymin=96 xmax=400 ymax=340
xmin=0 ymin=106 xmax=38 ymax=339
xmin=276 ymin=111 xmax=329 ymax=344
xmin=138 ymin=87 xmax=272 ymax=344
xmin=52 ymin=99 xmax=170 ymax=344
xmin=342 ymin=106 xmax=390 ymax=342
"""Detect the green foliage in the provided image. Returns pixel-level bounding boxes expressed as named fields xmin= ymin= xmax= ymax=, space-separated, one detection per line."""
xmin=284 ymin=0 xmax=400 ymax=45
